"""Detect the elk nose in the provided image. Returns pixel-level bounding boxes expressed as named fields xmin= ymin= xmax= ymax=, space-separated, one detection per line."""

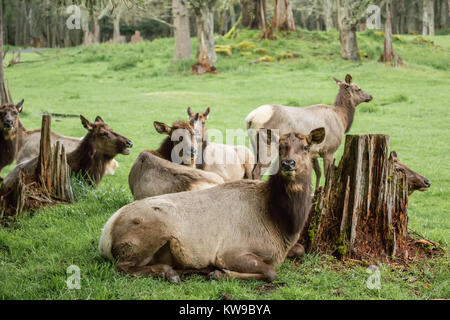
xmin=366 ymin=95 xmax=373 ymax=102
xmin=4 ymin=120 xmax=13 ymax=128
xmin=190 ymin=147 xmax=197 ymax=157
xmin=126 ymin=140 xmax=133 ymax=148
xmin=424 ymin=179 xmax=431 ymax=188
xmin=281 ymin=159 xmax=296 ymax=171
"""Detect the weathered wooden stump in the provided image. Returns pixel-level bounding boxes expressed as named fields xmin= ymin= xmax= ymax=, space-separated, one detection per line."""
xmin=0 ymin=115 xmax=73 ymax=224
xmin=300 ymin=134 xmax=434 ymax=262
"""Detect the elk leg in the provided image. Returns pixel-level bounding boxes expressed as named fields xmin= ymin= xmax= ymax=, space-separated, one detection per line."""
xmin=117 ymin=262 xmax=181 ymax=284
xmin=211 ymin=253 xmax=276 ymax=282
xmin=323 ymin=154 xmax=333 ymax=179
xmin=312 ymin=158 xmax=321 ymax=191
xmin=287 ymin=243 xmax=305 ymax=259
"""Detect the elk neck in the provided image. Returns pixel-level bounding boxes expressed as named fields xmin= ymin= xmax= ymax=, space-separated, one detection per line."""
xmin=334 ymin=88 xmax=356 ymax=133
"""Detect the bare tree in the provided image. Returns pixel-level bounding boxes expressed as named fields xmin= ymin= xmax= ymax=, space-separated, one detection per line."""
xmin=173 ymin=0 xmax=192 ymax=61
xmin=336 ymin=0 xmax=360 ymax=60
xmin=241 ymin=0 xmax=266 ymax=30
xmin=379 ymin=0 xmax=394 ymax=62
xmin=273 ymin=0 xmax=295 ymax=31
xmin=422 ymin=0 xmax=435 ymax=35
xmin=0 ymin=0 xmax=6 ymax=104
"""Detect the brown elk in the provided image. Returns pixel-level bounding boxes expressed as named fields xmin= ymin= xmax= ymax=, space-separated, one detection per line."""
xmin=99 ymin=128 xmax=325 ymax=283
xmin=0 ymin=99 xmax=25 ymax=181
xmin=390 ymin=151 xmax=431 ymax=195
xmin=1 ymin=115 xmax=132 ymax=188
xmin=246 ymin=74 xmax=372 ymax=189
xmin=187 ymin=107 xmax=255 ymax=181
xmin=129 ymin=120 xmax=224 ymax=200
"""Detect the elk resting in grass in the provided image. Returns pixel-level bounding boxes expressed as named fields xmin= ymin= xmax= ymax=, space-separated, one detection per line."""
xmin=246 ymin=74 xmax=372 ymax=189
xmin=187 ymin=107 xmax=255 ymax=181
xmin=99 ymin=128 xmax=325 ymax=283
xmin=1 ymin=115 xmax=132 ymax=188
xmin=129 ymin=120 xmax=224 ymax=200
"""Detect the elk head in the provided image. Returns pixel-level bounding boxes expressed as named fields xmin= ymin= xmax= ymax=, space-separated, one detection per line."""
xmin=0 ymin=99 xmax=24 ymax=140
xmin=80 ymin=115 xmax=133 ymax=158
xmin=154 ymin=120 xmax=198 ymax=166
xmin=390 ymin=151 xmax=431 ymax=195
xmin=333 ymin=74 xmax=373 ymax=107
xmin=187 ymin=106 xmax=210 ymax=142
xmin=278 ymin=128 xmax=326 ymax=181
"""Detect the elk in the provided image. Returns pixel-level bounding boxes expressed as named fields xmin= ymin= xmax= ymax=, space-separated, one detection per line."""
xmin=0 ymin=99 xmax=25 ymax=181
xmin=1 ymin=115 xmax=132 ymax=188
xmin=390 ymin=151 xmax=431 ymax=195
xmin=187 ymin=107 xmax=255 ymax=181
xmin=99 ymin=128 xmax=325 ymax=283
xmin=246 ymin=74 xmax=372 ymax=189
xmin=129 ymin=120 xmax=224 ymax=200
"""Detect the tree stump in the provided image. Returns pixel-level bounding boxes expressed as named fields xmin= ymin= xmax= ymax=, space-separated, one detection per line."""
xmin=0 ymin=115 xmax=73 ymax=225
xmin=299 ymin=134 xmax=428 ymax=262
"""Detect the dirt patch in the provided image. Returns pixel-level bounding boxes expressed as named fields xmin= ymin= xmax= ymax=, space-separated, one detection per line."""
xmin=255 ymin=282 xmax=287 ymax=294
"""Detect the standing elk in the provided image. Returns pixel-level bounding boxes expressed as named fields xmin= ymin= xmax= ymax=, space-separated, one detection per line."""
xmin=129 ymin=120 xmax=224 ymax=200
xmin=1 ymin=116 xmax=132 ymax=189
xmin=99 ymin=128 xmax=325 ymax=283
xmin=246 ymin=74 xmax=372 ymax=189
xmin=187 ymin=107 xmax=255 ymax=181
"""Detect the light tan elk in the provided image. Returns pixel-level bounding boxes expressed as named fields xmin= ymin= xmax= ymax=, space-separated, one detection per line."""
xmin=129 ymin=120 xmax=224 ymax=200
xmin=2 ymin=116 xmax=132 ymax=188
xmin=187 ymin=107 xmax=255 ymax=181
xmin=246 ymin=74 xmax=372 ymax=189
xmin=99 ymin=128 xmax=325 ymax=283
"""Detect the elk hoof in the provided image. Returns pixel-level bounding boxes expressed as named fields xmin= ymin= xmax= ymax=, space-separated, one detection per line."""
xmin=169 ymin=275 xmax=181 ymax=284
xmin=207 ymin=270 xmax=225 ymax=280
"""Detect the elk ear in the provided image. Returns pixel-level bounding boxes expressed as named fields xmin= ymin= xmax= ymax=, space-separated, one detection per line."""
xmin=307 ymin=127 xmax=325 ymax=145
xmin=153 ymin=121 xmax=172 ymax=135
xmin=389 ymin=150 xmax=398 ymax=160
xmin=345 ymin=74 xmax=352 ymax=84
xmin=187 ymin=107 xmax=193 ymax=118
xmin=80 ymin=115 xmax=93 ymax=131
xmin=204 ymin=107 xmax=210 ymax=119
xmin=95 ymin=116 xmax=105 ymax=123
xmin=333 ymin=77 xmax=342 ymax=84
xmin=16 ymin=99 xmax=24 ymax=113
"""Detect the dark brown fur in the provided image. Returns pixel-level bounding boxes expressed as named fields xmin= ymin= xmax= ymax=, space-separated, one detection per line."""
xmin=67 ymin=116 xmax=132 ymax=186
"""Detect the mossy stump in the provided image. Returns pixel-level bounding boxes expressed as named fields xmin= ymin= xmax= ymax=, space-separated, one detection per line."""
xmin=300 ymin=134 xmax=425 ymax=262
xmin=0 ymin=115 xmax=74 ymax=225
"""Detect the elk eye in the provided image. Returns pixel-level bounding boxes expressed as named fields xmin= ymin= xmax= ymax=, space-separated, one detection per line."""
xmin=304 ymin=146 xmax=309 ymax=151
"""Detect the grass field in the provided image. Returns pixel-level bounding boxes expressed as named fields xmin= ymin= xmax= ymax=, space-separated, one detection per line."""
xmin=0 ymin=29 xmax=449 ymax=299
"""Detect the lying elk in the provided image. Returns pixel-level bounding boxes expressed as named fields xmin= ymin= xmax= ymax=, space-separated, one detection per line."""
xmin=0 ymin=100 xmax=119 ymax=180
xmin=246 ymin=74 xmax=372 ymax=189
xmin=187 ymin=107 xmax=255 ymax=181
xmin=99 ymin=128 xmax=325 ymax=283
xmin=1 ymin=116 xmax=132 ymax=188
xmin=287 ymin=150 xmax=432 ymax=259
xmin=129 ymin=120 xmax=224 ymax=200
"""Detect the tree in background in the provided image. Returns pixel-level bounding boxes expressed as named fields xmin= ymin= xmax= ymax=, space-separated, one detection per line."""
xmin=422 ymin=0 xmax=435 ymax=36
xmin=379 ymin=0 xmax=402 ymax=65
xmin=173 ymin=0 xmax=191 ymax=61
xmin=273 ymin=0 xmax=295 ymax=31
xmin=189 ymin=0 xmax=218 ymax=73
xmin=0 ymin=0 xmax=6 ymax=104
xmin=241 ymin=0 xmax=266 ymax=30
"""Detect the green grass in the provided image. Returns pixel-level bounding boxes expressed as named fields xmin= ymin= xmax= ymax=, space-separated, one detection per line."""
xmin=0 ymin=29 xmax=449 ymax=300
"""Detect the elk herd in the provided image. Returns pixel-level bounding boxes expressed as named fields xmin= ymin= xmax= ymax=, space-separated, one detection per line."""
xmin=0 ymin=75 xmax=431 ymax=283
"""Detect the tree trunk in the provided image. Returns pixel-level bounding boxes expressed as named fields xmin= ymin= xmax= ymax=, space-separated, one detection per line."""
xmin=0 ymin=115 xmax=74 ymax=225
xmin=299 ymin=135 xmax=421 ymax=262
xmin=422 ymin=0 xmax=435 ymax=35
xmin=337 ymin=0 xmax=360 ymax=61
xmin=379 ymin=0 xmax=395 ymax=63
xmin=273 ymin=0 xmax=295 ymax=31
xmin=112 ymin=7 xmax=124 ymax=43
xmin=191 ymin=1 xmax=217 ymax=74
xmin=241 ymin=0 xmax=266 ymax=30
xmin=323 ymin=0 xmax=334 ymax=30
xmin=93 ymin=15 xmax=101 ymax=44
xmin=173 ymin=0 xmax=192 ymax=61
xmin=0 ymin=0 xmax=6 ymax=105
